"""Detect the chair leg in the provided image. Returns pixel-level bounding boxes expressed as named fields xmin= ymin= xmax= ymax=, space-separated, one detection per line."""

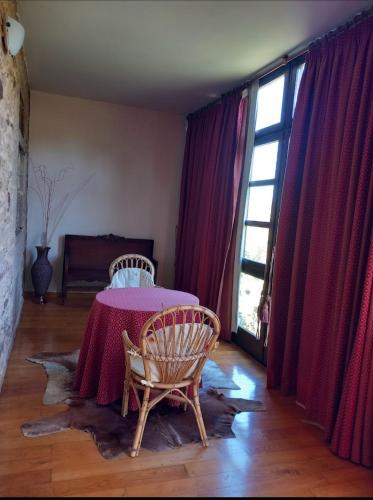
xmin=122 ymin=379 xmax=130 ymax=417
xmin=192 ymin=383 xmax=209 ymax=447
xmin=131 ymin=387 xmax=151 ymax=457
xmin=182 ymin=387 xmax=188 ymax=412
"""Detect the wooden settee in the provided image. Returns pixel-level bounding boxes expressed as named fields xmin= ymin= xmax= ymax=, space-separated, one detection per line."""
xmin=61 ymin=233 xmax=157 ymax=301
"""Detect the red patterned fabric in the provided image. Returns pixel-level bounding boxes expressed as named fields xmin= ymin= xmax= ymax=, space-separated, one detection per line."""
xmin=331 ymin=240 xmax=373 ymax=466
xmin=175 ymin=92 xmax=248 ymax=340
xmin=74 ymin=288 xmax=199 ymax=407
xmin=267 ymin=15 xmax=373 ymax=466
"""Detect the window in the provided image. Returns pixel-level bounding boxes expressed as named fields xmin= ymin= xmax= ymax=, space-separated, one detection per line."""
xmin=234 ymin=56 xmax=305 ymax=364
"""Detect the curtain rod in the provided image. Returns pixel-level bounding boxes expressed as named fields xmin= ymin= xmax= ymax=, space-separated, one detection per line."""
xmin=186 ymin=47 xmax=306 ymax=118
xmin=187 ymin=4 xmax=373 ymax=119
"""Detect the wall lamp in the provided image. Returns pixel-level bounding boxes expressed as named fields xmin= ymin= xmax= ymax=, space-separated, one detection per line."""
xmin=2 ymin=16 xmax=25 ymax=56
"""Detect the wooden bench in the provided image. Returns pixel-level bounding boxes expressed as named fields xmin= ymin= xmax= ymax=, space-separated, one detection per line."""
xmin=61 ymin=233 xmax=157 ymax=302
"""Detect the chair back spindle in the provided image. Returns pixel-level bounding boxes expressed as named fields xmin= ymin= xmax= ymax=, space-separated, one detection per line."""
xmin=109 ymin=254 xmax=155 ymax=280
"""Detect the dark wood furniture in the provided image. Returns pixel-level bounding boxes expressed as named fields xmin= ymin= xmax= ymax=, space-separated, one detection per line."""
xmin=61 ymin=234 xmax=157 ymax=302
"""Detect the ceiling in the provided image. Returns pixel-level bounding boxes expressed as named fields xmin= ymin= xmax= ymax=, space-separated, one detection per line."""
xmin=18 ymin=0 xmax=373 ymax=114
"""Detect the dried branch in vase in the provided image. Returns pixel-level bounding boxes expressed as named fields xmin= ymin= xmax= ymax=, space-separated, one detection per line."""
xmin=29 ymin=162 xmax=94 ymax=247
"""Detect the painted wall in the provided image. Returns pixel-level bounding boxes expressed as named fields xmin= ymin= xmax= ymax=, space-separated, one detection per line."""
xmin=0 ymin=1 xmax=30 ymax=389
xmin=25 ymin=90 xmax=185 ymax=293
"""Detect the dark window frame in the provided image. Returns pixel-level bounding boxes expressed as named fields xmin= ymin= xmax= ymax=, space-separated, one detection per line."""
xmin=234 ymin=54 xmax=305 ymax=364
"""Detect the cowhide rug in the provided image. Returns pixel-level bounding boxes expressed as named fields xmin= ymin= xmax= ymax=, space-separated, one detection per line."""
xmin=25 ymin=350 xmax=240 ymax=405
xmin=21 ymin=351 xmax=265 ymax=459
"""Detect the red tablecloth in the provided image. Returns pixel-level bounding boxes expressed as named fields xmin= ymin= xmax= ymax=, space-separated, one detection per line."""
xmin=74 ymin=287 xmax=199 ymax=407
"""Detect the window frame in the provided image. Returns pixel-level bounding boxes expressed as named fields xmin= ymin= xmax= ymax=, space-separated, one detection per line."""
xmin=234 ymin=54 xmax=305 ymax=364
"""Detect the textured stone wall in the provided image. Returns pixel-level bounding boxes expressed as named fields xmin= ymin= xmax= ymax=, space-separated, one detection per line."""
xmin=0 ymin=0 xmax=29 ymax=390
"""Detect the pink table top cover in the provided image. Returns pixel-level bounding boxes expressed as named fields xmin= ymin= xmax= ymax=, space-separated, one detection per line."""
xmin=74 ymin=287 xmax=199 ymax=407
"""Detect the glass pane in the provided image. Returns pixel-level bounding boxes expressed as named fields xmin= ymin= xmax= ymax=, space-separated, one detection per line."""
xmin=246 ymin=185 xmax=274 ymax=222
xmin=255 ymin=74 xmax=285 ymax=131
xmin=244 ymin=226 xmax=269 ymax=263
xmin=250 ymin=141 xmax=278 ymax=181
xmin=293 ymin=63 xmax=305 ymax=116
xmin=238 ymin=273 xmax=264 ymax=335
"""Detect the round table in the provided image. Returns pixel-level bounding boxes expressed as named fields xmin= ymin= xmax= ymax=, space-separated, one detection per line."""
xmin=74 ymin=287 xmax=199 ymax=407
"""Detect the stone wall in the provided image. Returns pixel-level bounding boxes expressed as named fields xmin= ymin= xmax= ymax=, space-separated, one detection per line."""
xmin=0 ymin=0 xmax=29 ymax=390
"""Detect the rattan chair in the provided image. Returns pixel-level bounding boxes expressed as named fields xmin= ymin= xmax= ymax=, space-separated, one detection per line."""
xmin=107 ymin=254 xmax=155 ymax=288
xmin=121 ymin=304 xmax=221 ymax=457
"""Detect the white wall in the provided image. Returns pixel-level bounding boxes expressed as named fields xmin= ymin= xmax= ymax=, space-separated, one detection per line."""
xmin=25 ymin=90 xmax=186 ymax=292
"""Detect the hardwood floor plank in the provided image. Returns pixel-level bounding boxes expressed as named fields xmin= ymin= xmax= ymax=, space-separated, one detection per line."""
xmin=52 ymin=443 xmax=219 ymax=481
xmin=125 ymin=477 xmax=198 ymax=497
xmin=51 ymin=465 xmax=188 ymax=496
xmin=0 ymin=444 xmax=52 ymax=464
xmin=0 ymin=469 xmax=51 ymax=496
xmin=66 ymin=488 xmax=127 ymax=497
xmin=27 ymin=483 xmax=55 ymax=497
xmin=311 ymin=479 xmax=373 ymax=497
xmin=0 ymin=456 xmax=53 ymax=476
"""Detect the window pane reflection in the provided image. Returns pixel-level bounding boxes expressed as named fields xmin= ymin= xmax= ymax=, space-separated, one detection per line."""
xmin=250 ymin=141 xmax=278 ymax=181
xmin=246 ymin=185 xmax=273 ymax=222
xmin=238 ymin=273 xmax=264 ymax=335
xmin=244 ymin=226 xmax=269 ymax=263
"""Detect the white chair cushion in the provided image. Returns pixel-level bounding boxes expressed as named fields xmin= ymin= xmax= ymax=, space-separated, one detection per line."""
xmin=110 ymin=267 xmax=154 ymax=289
xmin=128 ymin=323 xmax=213 ymax=383
xmin=129 ymin=352 xmax=197 ymax=383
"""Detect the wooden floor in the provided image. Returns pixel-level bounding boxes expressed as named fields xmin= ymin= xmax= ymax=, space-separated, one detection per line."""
xmin=1 ymin=296 xmax=373 ymax=497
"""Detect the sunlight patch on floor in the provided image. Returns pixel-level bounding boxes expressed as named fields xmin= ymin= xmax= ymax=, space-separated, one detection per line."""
xmin=231 ymin=367 xmax=257 ymax=398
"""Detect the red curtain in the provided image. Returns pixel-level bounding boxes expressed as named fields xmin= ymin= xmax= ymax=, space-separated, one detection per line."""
xmin=267 ymin=15 xmax=373 ymax=466
xmin=331 ymin=239 xmax=373 ymax=466
xmin=175 ymin=92 xmax=248 ymax=340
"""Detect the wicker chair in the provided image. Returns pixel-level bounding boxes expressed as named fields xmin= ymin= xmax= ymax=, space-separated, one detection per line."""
xmin=107 ymin=254 xmax=155 ymax=288
xmin=121 ymin=304 xmax=221 ymax=457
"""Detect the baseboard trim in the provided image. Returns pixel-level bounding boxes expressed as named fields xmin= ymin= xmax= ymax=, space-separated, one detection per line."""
xmin=23 ymin=290 xmax=97 ymax=300
xmin=24 ymin=290 xmax=59 ymax=298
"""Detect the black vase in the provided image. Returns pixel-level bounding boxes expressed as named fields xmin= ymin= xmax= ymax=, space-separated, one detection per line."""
xmin=31 ymin=246 xmax=53 ymax=304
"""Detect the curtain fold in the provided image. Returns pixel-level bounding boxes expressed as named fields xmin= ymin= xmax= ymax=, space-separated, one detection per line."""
xmin=175 ymin=91 xmax=248 ymax=340
xmin=331 ymin=238 xmax=373 ymax=466
xmin=267 ymin=15 xmax=373 ymax=466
